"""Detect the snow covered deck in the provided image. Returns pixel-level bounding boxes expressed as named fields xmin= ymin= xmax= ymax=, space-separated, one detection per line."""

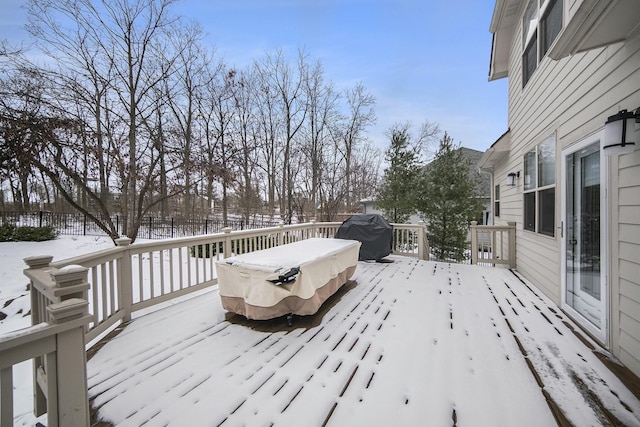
xmin=87 ymin=256 xmax=640 ymax=426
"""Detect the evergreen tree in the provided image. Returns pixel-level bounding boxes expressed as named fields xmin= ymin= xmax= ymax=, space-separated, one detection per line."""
xmin=418 ymin=132 xmax=482 ymax=261
xmin=376 ymin=124 xmax=423 ymax=223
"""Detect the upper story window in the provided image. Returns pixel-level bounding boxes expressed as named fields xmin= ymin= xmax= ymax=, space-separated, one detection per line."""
xmin=523 ymin=135 xmax=556 ymax=236
xmin=522 ymin=0 xmax=563 ymax=86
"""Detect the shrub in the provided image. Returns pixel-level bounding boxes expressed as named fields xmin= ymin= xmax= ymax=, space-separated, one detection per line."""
xmin=0 ymin=225 xmax=58 ymax=242
xmin=0 ymin=224 xmax=16 ymax=241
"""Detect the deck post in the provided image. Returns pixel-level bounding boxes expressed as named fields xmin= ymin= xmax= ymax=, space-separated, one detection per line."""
xmin=222 ymin=227 xmax=232 ymax=259
xmin=23 ymin=255 xmax=54 ymax=416
xmin=507 ymin=222 xmax=516 ymax=269
xmin=310 ymin=219 xmax=317 ymax=239
xmin=24 ymin=255 xmax=54 ymax=325
xmin=417 ymin=221 xmax=428 ymax=260
xmin=470 ymin=221 xmax=478 ymax=265
xmin=116 ymin=237 xmax=134 ymax=322
xmin=50 ymin=265 xmax=90 ymax=302
xmin=278 ymin=221 xmax=285 ymax=245
xmin=0 ymin=366 xmax=13 ymax=426
xmin=48 ymin=298 xmax=91 ymax=427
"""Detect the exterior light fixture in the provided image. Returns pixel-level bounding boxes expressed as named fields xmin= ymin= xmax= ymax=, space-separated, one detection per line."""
xmin=603 ymin=109 xmax=638 ymax=156
xmin=506 ymin=171 xmax=519 ymax=187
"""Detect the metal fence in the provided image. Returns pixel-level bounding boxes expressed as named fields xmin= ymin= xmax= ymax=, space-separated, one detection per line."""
xmin=0 ymin=211 xmax=281 ymax=239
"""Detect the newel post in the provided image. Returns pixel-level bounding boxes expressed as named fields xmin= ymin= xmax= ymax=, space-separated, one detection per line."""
xmin=116 ymin=237 xmax=133 ymax=322
xmin=24 ymin=255 xmax=54 ymax=327
xmin=417 ymin=221 xmax=429 ymax=261
xmin=49 ymin=265 xmax=90 ymax=302
xmin=310 ymin=219 xmax=317 ymax=239
xmin=48 ymin=298 xmax=91 ymax=427
xmin=222 ymin=227 xmax=232 ymax=259
xmin=23 ymin=255 xmax=55 ymax=417
xmin=507 ymin=221 xmax=517 ymax=269
xmin=470 ymin=221 xmax=478 ymax=265
xmin=278 ymin=221 xmax=285 ymax=246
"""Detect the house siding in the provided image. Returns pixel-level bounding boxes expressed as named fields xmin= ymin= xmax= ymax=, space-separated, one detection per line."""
xmin=497 ymin=1 xmax=640 ymax=376
xmin=617 ymin=154 xmax=640 ymax=374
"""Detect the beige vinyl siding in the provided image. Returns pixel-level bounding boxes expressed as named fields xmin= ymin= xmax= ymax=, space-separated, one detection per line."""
xmin=500 ymin=2 xmax=640 ymax=375
xmin=503 ymin=16 xmax=564 ymax=304
xmin=517 ymin=232 xmax=560 ymax=301
xmin=567 ymin=0 xmax=582 ymax=19
xmin=617 ymin=154 xmax=640 ymax=373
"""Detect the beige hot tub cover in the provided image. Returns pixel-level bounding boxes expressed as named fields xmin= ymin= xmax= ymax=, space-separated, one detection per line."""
xmin=215 ymin=238 xmax=361 ymax=320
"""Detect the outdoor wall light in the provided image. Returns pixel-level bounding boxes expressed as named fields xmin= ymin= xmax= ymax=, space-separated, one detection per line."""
xmin=506 ymin=171 xmax=520 ymax=187
xmin=603 ymin=109 xmax=638 ymax=156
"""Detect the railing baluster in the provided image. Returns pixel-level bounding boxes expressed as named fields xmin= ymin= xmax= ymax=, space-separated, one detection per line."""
xmin=1 ymin=366 xmax=14 ymax=426
xmin=159 ymin=249 xmax=165 ymax=295
xmin=109 ymin=260 xmax=116 ymax=316
xmin=194 ymin=246 xmax=200 ymax=285
xmin=177 ymin=247 xmax=184 ymax=290
xmin=148 ymin=251 xmax=155 ymax=299
xmin=137 ymin=253 xmax=144 ymax=302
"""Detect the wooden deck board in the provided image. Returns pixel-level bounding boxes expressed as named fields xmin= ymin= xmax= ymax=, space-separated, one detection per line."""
xmin=87 ymin=257 xmax=640 ymax=426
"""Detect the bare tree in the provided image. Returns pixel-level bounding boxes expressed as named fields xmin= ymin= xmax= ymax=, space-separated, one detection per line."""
xmin=163 ymin=22 xmax=209 ymax=218
xmin=229 ymin=67 xmax=261 ymax=222
xmin=253 ymin=64 xmax=282 ymax=214
xmin=302 ymin=59 xmax=340 ymax=219
xmin=0 ymin=67 xmax=46 ymax=211
xmin=198 ymin=66 xmax=239 ymax=226
xmin=24 ymin=0 xmax=188 ymax=241
xmin=339 ymin=82 xmax=376 ymax=209
xmin=255 ymin=49 xmax=308 ymax=223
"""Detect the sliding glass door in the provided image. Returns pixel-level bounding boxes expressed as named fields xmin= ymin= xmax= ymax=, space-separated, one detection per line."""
xmin=562 ymin=135 xmax=607 ymax=342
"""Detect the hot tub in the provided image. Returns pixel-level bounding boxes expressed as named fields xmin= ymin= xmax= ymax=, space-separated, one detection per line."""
xmin=215 ymin=238 xmax=361 ymax=320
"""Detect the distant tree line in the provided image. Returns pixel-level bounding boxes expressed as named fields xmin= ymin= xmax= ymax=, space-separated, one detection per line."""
xmin=0 ymin=0 xmax=380 ymax=243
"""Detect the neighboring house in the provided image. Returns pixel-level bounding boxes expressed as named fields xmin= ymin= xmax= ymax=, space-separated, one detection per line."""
xmin=480 ymin=0 xmax=640 ymax=377
xmin=458 ymin=147 xmax=492 ymax=225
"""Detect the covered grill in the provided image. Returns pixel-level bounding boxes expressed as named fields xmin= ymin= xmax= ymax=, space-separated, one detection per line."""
xmin=335 ymin=214 xmax=393 ymax=261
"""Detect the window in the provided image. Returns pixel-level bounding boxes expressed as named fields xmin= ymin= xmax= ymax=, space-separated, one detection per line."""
xmin=494 ymin=184 xmax=501 ymax=218
xmin=541 ymin=0 xmax=562 ymax=55
xmin=522 ymin=0 xmax=563 ymax=86
xmin=523 ymin=135 xmax=556 ymax=236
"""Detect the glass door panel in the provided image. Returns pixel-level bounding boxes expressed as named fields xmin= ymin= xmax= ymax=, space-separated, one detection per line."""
xmin=565 ymin=142 xmax=602 ymax=327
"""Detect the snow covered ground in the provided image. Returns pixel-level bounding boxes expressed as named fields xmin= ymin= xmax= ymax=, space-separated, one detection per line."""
xmin=2 ymin=236 xmax=640 ymax=426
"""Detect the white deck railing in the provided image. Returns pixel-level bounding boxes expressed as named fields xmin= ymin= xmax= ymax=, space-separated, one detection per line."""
xmin=39 ymin=221 xmax=428 ymax=343
xmin=1 ymin=220 xmax=428 ymax=425
xmin=1 ymin=270 xmax=91 ymax=427
xmin=469 ymin=221 xmax=517 ymax=269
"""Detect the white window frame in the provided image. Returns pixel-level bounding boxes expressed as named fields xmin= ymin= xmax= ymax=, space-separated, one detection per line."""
xmin=522 ymin=0 xmax=563 ymax=86
xmin=523 ymin=135 xmax=556 ymax=236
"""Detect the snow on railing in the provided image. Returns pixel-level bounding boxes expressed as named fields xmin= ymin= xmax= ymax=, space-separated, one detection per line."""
xmin=469 ymin=221 xmax=516 ymax=268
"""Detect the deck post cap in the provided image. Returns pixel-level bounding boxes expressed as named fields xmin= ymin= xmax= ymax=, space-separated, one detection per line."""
xmin=24 ymin=255 xmax=54 ymax=269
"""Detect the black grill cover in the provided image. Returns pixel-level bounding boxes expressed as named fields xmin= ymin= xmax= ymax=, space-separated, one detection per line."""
xmin=334 ymin=214 xmax=393 ymax=261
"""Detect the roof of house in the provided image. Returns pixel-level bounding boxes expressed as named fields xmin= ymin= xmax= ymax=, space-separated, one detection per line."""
xmin=488 ymin=0 xmax=640 ymax=80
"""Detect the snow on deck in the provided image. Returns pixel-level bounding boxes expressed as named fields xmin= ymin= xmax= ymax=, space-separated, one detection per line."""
xmin=87 ymin=257 xmax=640 ymax=426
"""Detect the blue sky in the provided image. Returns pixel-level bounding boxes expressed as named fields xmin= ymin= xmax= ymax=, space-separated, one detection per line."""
xmin=1 ymin=0 xmax=508 ymax=153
